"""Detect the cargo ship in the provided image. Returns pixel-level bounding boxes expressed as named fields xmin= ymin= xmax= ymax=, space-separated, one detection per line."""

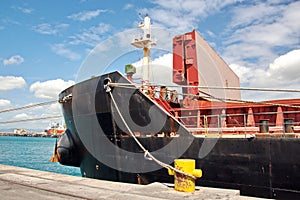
xmin=53 ymin=15 xmax=300 ymax=198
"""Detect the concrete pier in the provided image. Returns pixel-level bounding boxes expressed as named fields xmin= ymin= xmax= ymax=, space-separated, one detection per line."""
xmin=0 ymin=164 xmax=264 ymax=199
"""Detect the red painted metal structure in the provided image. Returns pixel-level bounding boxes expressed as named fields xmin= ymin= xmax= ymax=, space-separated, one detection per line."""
xmin=151 ymin=30 xmax=300 ymax=135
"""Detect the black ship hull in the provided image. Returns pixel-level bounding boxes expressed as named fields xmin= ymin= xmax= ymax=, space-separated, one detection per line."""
xmin=79 ymin=137 xmax=300 ymax=199
xmin=57 ymin=72 xmax=300 ymax=199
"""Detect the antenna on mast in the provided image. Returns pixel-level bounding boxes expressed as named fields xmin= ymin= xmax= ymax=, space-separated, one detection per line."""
xmin=131 ymin=14 xmax=156 ymax=92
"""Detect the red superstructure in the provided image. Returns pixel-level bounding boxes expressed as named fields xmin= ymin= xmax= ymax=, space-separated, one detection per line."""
xmin=150 ymin=30 xmax=300 ymax=136
xmin=173 ymin=30 xmax=241 ymax=100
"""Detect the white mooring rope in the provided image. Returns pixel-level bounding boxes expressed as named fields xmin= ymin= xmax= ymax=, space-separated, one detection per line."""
xmin=108 ymin=82 xmax=300 ymax=109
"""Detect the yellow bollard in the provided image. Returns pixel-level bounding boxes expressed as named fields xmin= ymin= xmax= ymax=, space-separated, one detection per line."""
xmin=168 ymin=159 xmax=202 ymax=192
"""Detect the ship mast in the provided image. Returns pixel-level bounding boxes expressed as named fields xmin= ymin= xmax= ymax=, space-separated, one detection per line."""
xmin=131 ymin=14 xmax=156 ymax=91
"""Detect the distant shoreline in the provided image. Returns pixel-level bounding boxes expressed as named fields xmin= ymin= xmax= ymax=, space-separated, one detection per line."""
xmin=0 ymin=132 xmax=60 ymax=138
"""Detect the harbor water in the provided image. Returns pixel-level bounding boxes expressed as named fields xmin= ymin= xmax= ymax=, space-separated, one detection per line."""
xmin=0 ymin=136 xmax=81 ymax=176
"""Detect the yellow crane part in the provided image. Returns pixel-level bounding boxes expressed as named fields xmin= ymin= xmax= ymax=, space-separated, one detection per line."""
xmin=168 ymin=159 xmax=202 ymax=192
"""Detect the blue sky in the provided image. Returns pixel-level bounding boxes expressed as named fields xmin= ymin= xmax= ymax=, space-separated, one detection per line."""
xmin=1 ymin=0 xmax=300 ymax=129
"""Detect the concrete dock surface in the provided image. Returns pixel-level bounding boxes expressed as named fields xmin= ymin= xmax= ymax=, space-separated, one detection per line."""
xmin=0 ymin=164 xmax=266 ymax=200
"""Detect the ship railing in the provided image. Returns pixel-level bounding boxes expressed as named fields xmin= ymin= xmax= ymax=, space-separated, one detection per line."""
xmin=178 ymin=110 xmax=300 ymax=137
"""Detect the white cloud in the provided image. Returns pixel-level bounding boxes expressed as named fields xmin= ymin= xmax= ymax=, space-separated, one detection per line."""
xmin=229 ymin=2 xmax=281 ymax=29
xmin=206 ymin=30 xmax=216 ymax=38
xmin=231 ymin=49 xmax=300 ymax=87
xmin=123 ymin=4 xmax=133 ymax=10
xmin=18 ymin=7 xmax=33 ymax=14
xmin=30 ymin=79 xmax=75 ymax=99
xmin=0 ymin=99 xmax=11 ymax=108
xmin=34 ymin=103 xmax=61 ymax=116
xmin=229 ymin=49 xmax=300 ymax=100
xmin=46 ymin=103 xmax=61 ymax=115
xmin=51 ymin=43 xmax=81 ymax=60
xmin=33 ymin=23 xmax=69 ymax=35
xmin=146 ymin=0 xmax=242 ymax=32
xmin=229 ymin=64 xmax=252 ymax=84
xmin=268 ymin=49 xmax=300 ymax=82
xmin=0 ymin=76 xmax=26 ymax=91
xmin=133 ymin=53 xmax=174 ymax=86
xmin=223 ymin=1 xmax=300 ymax=67
xmin=3 ymin=55 xmax=24 ymax=65
xmin=67 ymin=9 xmax=107 ymax=21
xmin=14 ymin=113 xmax=29 ymax=119
xmin=2 ymin=18 xmax=20 ymax=26
xmin=69 ymin=23 xmax=111 ymax=47
xmin=0 ymin=101 xmax=63 ymax=130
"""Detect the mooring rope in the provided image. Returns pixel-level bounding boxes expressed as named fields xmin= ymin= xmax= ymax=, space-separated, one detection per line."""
xmin=108 ymin=82 xmax=300 ymax=109
xmin=0 ymin=115 xmax=62 ymax=124
xmin=0 ymin=100 xmax=58 ymax=114
xmin=108 ymin=82 xmax=300 ymax=93
xmin=107 ymin=89 xmax=196 ymax=180
xmin=0 ymin=100 xmax=62 ymax=124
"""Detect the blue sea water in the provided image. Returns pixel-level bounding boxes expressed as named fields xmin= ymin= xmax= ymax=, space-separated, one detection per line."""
xmin=0 ymin=136 xmax=81 ymax=176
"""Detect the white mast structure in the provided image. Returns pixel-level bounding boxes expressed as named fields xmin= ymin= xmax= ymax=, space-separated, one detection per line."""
xmin=131 ymin=14 xmax=156 ymax=92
